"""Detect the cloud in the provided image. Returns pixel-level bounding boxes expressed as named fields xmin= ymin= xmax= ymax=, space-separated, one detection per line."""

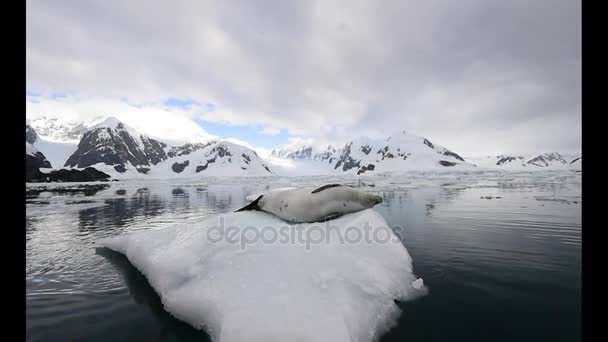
xmin=27 ymin=0 xmax=581 ymax=154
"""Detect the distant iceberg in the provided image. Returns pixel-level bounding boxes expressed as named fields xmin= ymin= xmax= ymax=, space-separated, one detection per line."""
xmin=97 ymin=209 xmax=426 ymax=342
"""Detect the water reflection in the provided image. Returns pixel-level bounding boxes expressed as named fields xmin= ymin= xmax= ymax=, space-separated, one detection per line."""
xmin=96 ymin=248 xmax=211 ymax=341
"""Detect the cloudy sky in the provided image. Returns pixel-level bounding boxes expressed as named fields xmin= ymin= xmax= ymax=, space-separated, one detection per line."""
xmin=26 ymin=0 xmax=581 ymax=156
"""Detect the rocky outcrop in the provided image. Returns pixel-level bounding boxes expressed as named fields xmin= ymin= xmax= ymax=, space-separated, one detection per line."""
xmin=26 ymin=124 xmax=39 ymax=144
xmin=64 ymin=118 xmax=168 ymax=173
xmin=26 ymin=125 xmax=53 ymax=179
xmin=141 ymin=136 xmax=168 ymax=165
xmin=172 ymin=161 xmax=190 ymax=173
xmin=26 ymin=151 xmax=52 ymax=179
xmin=356 ymin=164 xmax=376 ymax=175
xmin=316 ymin=146 xmax=338 ymax=164
xmin=496 ymin=156 xmax=517 ymax=166
xmin=526 ymin=153 xmax=568 ymax=167
xmin=167 ymin=143 xmax=211 ymax=158
xmin=334 ymin=143 xmax=361 ymax=172
xmin=439 ymin=150 xmax=465 ymax=162
xmin=27 ymin=167 xmax=111 ymax=183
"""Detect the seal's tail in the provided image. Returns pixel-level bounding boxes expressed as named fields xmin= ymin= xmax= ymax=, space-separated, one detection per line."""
xmin=235 ymin=195 xmax=263 ymax=212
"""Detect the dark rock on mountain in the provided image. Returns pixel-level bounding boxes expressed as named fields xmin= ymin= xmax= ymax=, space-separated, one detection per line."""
xmin=167 ymin=143 xmax=210 ymax=158
xmin=172 ymin=161 xmax=190 ymax=173
xmin=65 ymin=123 xmax=144 ymax=168
xmin=242 ymin=154 xmax=251 ymax=164
xmin=496 ymin=156 xmax=517 ymax=166
xmin=26 ymin=152 xmax=51 ymax=169
xmin=439 ymin=160 xmax=456 ymax=167
xmin=60 ymin=118 xmax=270 ymax=176
xmin=527 ymin=153 xmax=567 ymax=167
xmin=26 ymin=124 xmax=39 ymax=144
xmin=423 ymin=138 xmax=434 ymax=149
xmin=271 ymin=144 xmax=339 ymax=163
xmin=209 ymin=145 xmax=232 ymax=158
xmin=316 ymin=146 xmax=338 ymax=163
xmin=270 ymin=146 xmax=312 ymax=159
xmin=64 ymin=118 xmax=169 ymax=172
xmin=26 ymin=152 xmax=52 ymax=179
xmin=164 ymin=141 xmax=273 ymax=175
xmin=356 ymin=164 xmax=376 ymax=175
xmin=191 ymin=144 xmax=234 ymax=173
xmin=287 ymin=146 xmax=312 ymax=159
xmin=377 ymin=146 xmax=395 ymax=160
xmin=141 ymin=136 xmax=168 ymax=165
xmin=26 ymin=125 xmax=53 ymax=179
xmin=422 ymin=138 xmax=464 ymax=162
xmin=272 ymin=131 xmax=470 ymax=174
xmin=493 ymin=155 xmax=526 ymax=166
xmin=439 ymin=150 xmax=465 ymax=162
xmin=335 ymin=143 xmax=361 ymax=172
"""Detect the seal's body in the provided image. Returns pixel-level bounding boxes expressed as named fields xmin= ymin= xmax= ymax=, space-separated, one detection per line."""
xmin=235 ymin=184 xmax=383 ymax=223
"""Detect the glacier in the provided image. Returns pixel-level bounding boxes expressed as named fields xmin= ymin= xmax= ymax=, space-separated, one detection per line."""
xmin=97 ymin=209 xmax=426 ymax=342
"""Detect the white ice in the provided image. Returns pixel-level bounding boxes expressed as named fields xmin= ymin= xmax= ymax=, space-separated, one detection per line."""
xmin=97 ymin=209 xmax=426 ymax=342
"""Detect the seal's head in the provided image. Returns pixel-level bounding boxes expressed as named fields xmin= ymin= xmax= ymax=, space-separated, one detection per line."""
xmin=358 ymin=192 xmax=383 ymax=208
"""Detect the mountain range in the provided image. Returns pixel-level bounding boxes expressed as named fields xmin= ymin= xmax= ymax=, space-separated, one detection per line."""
xmin=26 ymin=115 xmax=581 ymax=181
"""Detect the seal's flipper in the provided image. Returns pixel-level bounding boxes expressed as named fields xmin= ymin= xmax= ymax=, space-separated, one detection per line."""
xmin=235 ymin=195 xmax=263 ymax=212
xmin=317 ymin=212 xmax=344 ymax=222
xmin=311 ymin=184 xmax=343 ymax=194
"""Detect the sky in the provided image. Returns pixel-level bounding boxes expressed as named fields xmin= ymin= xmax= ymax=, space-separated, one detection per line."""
xmin=26 ymin=0 xmax=581 ymax=156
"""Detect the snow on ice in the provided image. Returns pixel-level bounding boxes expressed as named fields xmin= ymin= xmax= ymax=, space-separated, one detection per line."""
xmin=97 ymin=209 xmax=426 ymax=342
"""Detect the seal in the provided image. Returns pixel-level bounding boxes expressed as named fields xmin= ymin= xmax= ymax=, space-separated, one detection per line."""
xmin=235 ymin=184 xmax=383 ymax=223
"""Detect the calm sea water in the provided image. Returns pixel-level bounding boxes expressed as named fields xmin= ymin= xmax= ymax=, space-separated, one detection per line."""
xmin=26 ymin=172 xmax=581 ymax=342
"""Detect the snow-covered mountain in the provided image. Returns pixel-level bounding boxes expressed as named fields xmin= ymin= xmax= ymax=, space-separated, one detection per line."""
xmin=270 ymin=144 xmax=339 ymax=163
xmin=27 ymin=113 xmax=581 ymax=180
xmin=270 ymin=145 xmax=314 ymax=160
xmin=467 ymin=153 xmax=581 ymax=170
xmin=27 ymin=111 xmax=216 ymax=146
xmin=29 ymin=116 xmax=89 ymax=142
xmin=63 ymin=117 xmax=168 ymax=173
xmin=147 ymin=141 xmax=274 ymax=177
xmin=54 ymin=117 xmax=274 ymax=178
xmin=269 ymin=131 xmax=473 ymax=174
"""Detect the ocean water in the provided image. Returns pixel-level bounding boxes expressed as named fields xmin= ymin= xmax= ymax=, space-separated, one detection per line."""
xmin=25 ymin=171 xmax=581 ymax=342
